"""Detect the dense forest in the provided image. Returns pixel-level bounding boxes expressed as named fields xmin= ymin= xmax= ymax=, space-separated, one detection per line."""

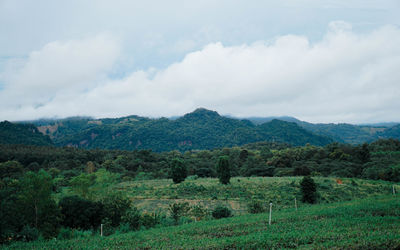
xmin=16 ymin=108 xmax=400 ymax=152
xmin=23 ymin=108 xmax=332 ymax=151
xmin=0 ymin=121 xmax=53 ymax=146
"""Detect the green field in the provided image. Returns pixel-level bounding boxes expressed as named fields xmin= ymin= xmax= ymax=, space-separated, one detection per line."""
xmin=5 ymin=195 xmax=400 ymax=249
xmin=118 ymin=176 xmax=397 ymax=215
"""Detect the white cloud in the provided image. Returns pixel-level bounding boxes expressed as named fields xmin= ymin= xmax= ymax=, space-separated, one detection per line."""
xmin=1 ymin=22 xmax=400 ymax=123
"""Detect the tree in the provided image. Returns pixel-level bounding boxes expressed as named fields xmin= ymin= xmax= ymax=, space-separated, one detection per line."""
xmin=59 ymin=196 xmax=103 ymax=230
xmin=217 ymin=156 xmax=230 ymax=184
xmin=300 ymin=176 xmax=317 ymax=204
xmin=18 ymin=170 xmax=60 ymax=238
xmin=102 ymin=192 xmax=131 ymax=227
xmin=69 ymin=173 xmax=96 ymax=199
xmin=170 ymin=158 xmax=187 ymax=184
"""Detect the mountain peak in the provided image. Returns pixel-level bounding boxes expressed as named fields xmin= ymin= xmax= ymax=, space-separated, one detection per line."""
xmin=184 ymin=108 xmax=220 ymax=118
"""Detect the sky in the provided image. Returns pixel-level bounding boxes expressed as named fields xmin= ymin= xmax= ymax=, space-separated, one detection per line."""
xmin=0 ymin=0 xmax=400 ymax=124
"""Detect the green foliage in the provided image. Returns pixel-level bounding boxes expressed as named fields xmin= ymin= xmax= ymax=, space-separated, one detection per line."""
xmin=0 ymin=160 xmax=24 ymax=179
xmin=189 ymin=205 xmax=209 ymax=221
xmin=69 ymin=173 xmax=96 ymax=199
xmin=18 ymin=225 xmax=39 ymax=242
xmin=121 ymin=207 xmax=141 ymax=231
xmin=33 ymin=109 xmax=332 ymax=152
xmin=170 ymin=158 xmax=187 ymax=184
xmin=0 ymin=121 xmax=53 ymax=146
xmin=59 ymin=196 xmax=103 ymax=230
xmin=168 ymin=202 xmax=190 ymax=225
xmin=101 ymin=193 xmax=131 ymax=227
xmin=300 ymin=176 xmax=317 ymax=204
xmin=18 ymin=170 xmax=61 ymax=238
xmin=57 ymin=227 xmax=73 ymax=240
xmin=247 ymin=199 xmax=265 ymax=214
xmin=7 ymin=196 xmax=400 ymax=249
xmin=211 ymin=205 xmax=232 ymax=219
xmin=217 ymin=156 xmax=231 ymax=184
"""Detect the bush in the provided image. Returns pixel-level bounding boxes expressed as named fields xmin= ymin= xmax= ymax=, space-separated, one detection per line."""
xmin=300 ymin=176 xmax=317 ymax=204
xmin=102 ymin=193 xmax=131 ymax=227
xmin=59 ymin=196 xmax=104 ymax=230
xmin=140 ymin=212 xmax=161 ymax=229
xmin=247 ymin=200 xmax=265 ymax=214
xmin=57 ymin=227 xmax=73 ymax=240
xmin=170 ymin=158 xmax=187 ymax=184
xmin=169 ymin=202 xmax=190 ymax=225
xmin=121 ymin=207 xmax=141 ymax=231
xmin=190 ymin=205 xmax=209 ymax=221
xmin=18 ymin=226 xmax=39 ymax=242
xmin=212 ymin=206 xmax=232 ymax=219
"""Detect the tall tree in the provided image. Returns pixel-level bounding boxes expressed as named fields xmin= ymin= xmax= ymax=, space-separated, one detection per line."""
xmin=300 ymin=176 xmax=317 ymax=204
xmin=217 ymin=156 xmax=231 ymax=184
xmin=18 ymin=170 xmax=60 ymax=237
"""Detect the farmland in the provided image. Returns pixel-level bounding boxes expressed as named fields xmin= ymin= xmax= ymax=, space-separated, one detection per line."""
xmin=5 ymin=195 xmax=400 ymax=249
xmin=118 ymin=176 xmax=396 ymax=214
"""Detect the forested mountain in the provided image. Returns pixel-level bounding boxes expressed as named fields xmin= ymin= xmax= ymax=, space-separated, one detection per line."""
xmin=245 ymin=117 xmax=399 ymax=144
xmin=0 ymin=121 xmax=53 ymax=146
xmin=28 ymin=108 xmax=332 ymax=151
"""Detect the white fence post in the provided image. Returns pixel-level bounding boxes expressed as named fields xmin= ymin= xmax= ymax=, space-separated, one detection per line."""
xmin=269 ymin=203 xmax=272 ymax=225
xmin=101 ymin=224 xmax=103 ymax=237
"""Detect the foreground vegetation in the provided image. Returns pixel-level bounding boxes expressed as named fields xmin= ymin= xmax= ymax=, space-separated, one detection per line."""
xmin=122 ymin=176 xmax=396 ymax=213
xmin=5 ymin=195 xmax=399 ymax=249
xmin=1 ymin=138 xmax=400 ymax=245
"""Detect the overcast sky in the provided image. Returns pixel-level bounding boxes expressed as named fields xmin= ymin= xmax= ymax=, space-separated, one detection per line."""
xmin=1 ymin=0 xmax=400 ymax=123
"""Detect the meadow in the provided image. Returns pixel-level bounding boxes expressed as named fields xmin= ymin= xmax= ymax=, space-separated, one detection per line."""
xmin=5 ymin=194 xmax=399 ymax=249
xmin=119 ymin=176 xmax=397 ymax=214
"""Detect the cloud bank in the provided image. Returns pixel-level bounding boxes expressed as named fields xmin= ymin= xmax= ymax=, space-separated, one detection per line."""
xmin=1 ymin=22 xmax=400 ymax=123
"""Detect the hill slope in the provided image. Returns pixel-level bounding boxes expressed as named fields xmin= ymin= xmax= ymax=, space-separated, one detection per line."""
xmin=246 ymin=116 xmax=399 ymax=144
xmin=8 ymin=195 xmax=400 ymax=249
xmin=0 ymin=121 xmax=53 ymax=146
xmin=33 ymin=108 xmax=332 ymax=151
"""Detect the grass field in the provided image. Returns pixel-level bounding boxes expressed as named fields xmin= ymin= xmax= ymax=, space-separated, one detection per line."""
xmin=118 ymin=176 xmax=397 ymax=214
xmin=5 ymin=195 xmax=400 ymax=249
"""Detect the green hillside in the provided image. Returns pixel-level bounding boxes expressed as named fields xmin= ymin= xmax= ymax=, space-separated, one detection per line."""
xmin=0 ymin=121 xmax=53 ymax=146
xmin=33 ymin=108 xmax=333 ymax=151
xmin=246 ymin=116 xmax=400 ymax=144
xmin=6 ymin=195 xmax=400 ymax=249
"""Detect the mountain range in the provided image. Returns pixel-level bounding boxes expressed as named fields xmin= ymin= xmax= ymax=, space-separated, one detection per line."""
xmin=1 ymin=108 xmax=399 ymax=151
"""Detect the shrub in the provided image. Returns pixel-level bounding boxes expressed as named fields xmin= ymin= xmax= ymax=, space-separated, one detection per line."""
xmin=121 ymin=207 xmax=141 ymax=231
xmin=57 ymin=227 xmax=73 ymax=240
xmin=59 ymin=195 xmax=104 ymax=230
xmin=170 ymin=158 xmax=187 ymax=184
xmin=18 ymin=226 xmax=39 ymax=242
xmin=247 ymin=200 xmax=265 ymax=214
xmin=212 ymin=206 xmax=232 ymax=219
xmin=190 ymin=205 xmax=209 ymax=221
xmin=169 ymin=202 xmax=190 ymax=225
xmin=102 ymin=193 xmax=131 ymax=227
xmin=140 ymin=212 xmax=161 ymax=229
xmin=300 ymin=176 xmax=317 ymax=204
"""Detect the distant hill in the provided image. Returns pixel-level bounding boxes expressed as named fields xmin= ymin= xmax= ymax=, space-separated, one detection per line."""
xmin=31 ymin=108 xmax=332 ymax=151
xmin=0 ymin=121 xmax=53 ymax=146
xmin=378 ymin=124 xmax=400 ymax=138
xmin=244 ymin=116 xmax=399 ymax=144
